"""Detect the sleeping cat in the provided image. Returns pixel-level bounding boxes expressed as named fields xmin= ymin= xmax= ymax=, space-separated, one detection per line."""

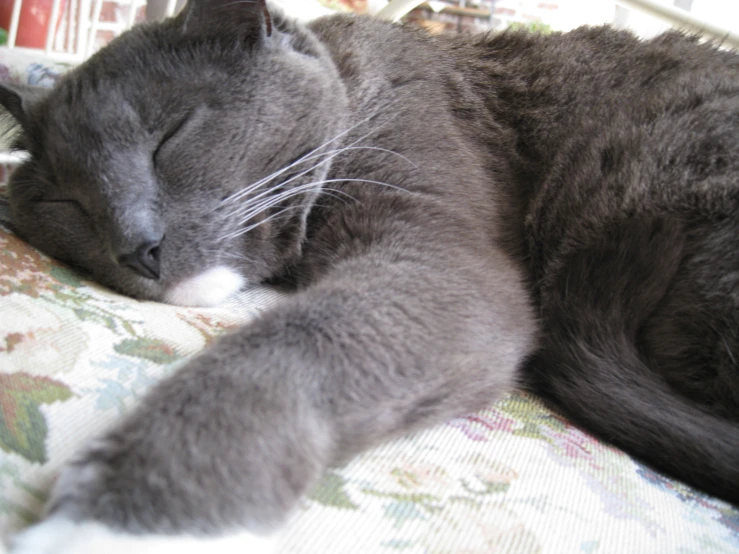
xmin=1 ymin=0 xmax=738 ymax=552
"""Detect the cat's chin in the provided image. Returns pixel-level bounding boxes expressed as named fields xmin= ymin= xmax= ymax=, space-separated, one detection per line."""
xmin=163 ymin=266 xmax=246 ymax=307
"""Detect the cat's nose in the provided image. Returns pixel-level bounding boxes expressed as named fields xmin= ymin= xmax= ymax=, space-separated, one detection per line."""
xmin=117 ymin=240 xmax=162 ymax=280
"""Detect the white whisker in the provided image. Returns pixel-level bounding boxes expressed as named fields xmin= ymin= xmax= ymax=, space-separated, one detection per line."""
xmin=218 ymin=177 xmax=408 ymax=243
xmin=238 ymin=177 xmax=407 ymax=227
xmin=216 ymin=199 xmax=340 ymax=244
xmin=219 ymin=108 xmax=386 ymax=206
xmin=235 ymin=184 xmax=359 ymax=225
xmin=203 ymin=249 xmax=257 ymax=263
xmin=219 ymin=205 xmax=303 ymax=242
xmin=220 ymin=138 xmax=398 ymax=222
xmin=226 ymin=178 xmax=356 ymax=222
xmin=316 ymin=178 xmax=411 ymax=195
xmin=231 ymin=182 xmax=329 ymax=227
xmin=219 ymin=104 xmax=406 ymax=210
xmin=339 ymin=145 xmax=418 ymax=169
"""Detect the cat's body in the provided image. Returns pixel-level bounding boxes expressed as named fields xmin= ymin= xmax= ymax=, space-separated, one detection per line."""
xmin=1 ymin=2 xmax=738 ymax=552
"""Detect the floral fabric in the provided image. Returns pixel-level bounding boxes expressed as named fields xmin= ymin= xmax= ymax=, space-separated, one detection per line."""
xmin=0 ymin=52 xmax=738 ymax=554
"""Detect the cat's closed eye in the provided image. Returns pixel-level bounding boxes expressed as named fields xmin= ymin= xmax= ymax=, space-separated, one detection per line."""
xmin=34 ymin=198 xmax=88 ymax=214
xmin=153 ymin=114 xmax=193 ymax=166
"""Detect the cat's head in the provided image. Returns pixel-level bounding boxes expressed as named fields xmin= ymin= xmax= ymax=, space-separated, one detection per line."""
xmin=0 ymin=0 xmax=347 ymax=306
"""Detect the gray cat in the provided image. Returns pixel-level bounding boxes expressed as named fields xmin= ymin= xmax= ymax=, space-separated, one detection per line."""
xmin=1 ymin=0 xmax=737 ymax=552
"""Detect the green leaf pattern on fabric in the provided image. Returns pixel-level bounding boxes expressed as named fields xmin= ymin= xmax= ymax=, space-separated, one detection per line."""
xmin=0 ymin=374 xmax=73 ymax=463
xmin=309 ymin=471 xmax=360 ymax=510
xmin=114 ymin=338 xmax=181 ymax=365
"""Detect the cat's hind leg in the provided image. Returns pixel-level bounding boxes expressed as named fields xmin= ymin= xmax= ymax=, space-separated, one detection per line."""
xmin=526 ymin=216 xmax=739 ymax=503
xmin=640 ymin=217 xmax=739 ymax=419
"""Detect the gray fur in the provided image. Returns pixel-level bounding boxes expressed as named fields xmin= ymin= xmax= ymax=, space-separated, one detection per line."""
xmin=0 ymin=0 xmax=737 ymax=539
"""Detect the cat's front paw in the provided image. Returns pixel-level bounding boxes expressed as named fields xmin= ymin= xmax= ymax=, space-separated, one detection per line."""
xmin=9 ymin=516 xmax=278 ymax=554
xmin=6 ymin=435 xmax=281 ymax=554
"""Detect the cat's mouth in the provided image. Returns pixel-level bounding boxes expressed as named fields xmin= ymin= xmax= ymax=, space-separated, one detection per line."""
xmin=162 ymin=266 xmax=246 ymax=307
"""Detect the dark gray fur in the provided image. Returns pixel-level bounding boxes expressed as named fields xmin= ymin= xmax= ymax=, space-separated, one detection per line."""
xmin=0 ymin=0 xmax=738 ymax=539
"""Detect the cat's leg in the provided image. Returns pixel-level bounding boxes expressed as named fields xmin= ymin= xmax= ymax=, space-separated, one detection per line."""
xmin=8 ymin=241 xmax=536 ymax=553
xmin=526 ymin=217 xmax=739 ymax=504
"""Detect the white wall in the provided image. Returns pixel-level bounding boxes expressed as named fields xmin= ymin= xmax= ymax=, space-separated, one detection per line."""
xmin=508 ymin=0 xmax=737 ymax=37
xmin=270 ymin=0 xmax=335 ymax=21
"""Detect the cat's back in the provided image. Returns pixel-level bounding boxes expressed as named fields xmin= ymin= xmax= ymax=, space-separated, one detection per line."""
xmin=460 ymin=27 xmax=739 ymax=265
xmin=459 ymin=26 xmax=738 ymax=172
xmin=467 ymin=25 xmax=739 ymax=115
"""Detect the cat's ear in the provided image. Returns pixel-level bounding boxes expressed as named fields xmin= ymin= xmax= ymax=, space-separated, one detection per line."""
xmin=0 ymin=83 xmax=48 ymax=130
xmin=180 ymin=0 xmax=272 ymax=40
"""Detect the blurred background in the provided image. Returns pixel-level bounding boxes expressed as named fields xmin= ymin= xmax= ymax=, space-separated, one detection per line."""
xmin=0 ymin=0 xmax=736 ymax=61
xmin=332 ymin=0 xmax=739 ymax=38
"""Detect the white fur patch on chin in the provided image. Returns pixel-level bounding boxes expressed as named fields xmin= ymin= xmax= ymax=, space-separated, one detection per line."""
xmin=164 ymin=266 xmax=245 ymax=307
xmin=9 ymin=517 xmax=278 ymax=554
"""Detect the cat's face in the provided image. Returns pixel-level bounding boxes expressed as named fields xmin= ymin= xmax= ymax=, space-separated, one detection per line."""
xmin=1 ymin=1 xmax=347 ymax=306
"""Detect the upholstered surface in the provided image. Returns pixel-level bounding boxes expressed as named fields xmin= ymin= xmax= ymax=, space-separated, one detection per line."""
xmin=0 ymin=52 xmax=738 ymax=554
